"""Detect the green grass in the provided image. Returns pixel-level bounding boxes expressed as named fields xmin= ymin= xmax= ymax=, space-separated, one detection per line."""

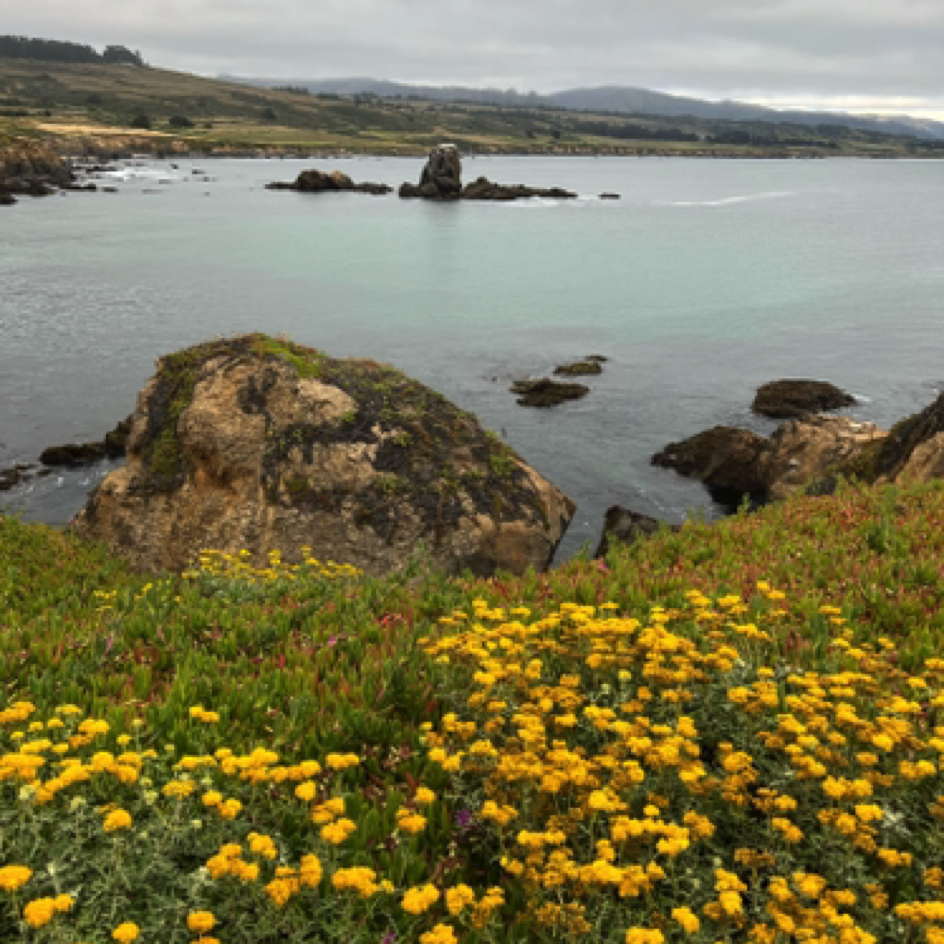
xmin=1 ymin=477 xmax=942 ymax=941
xmin=3 ymin=477 xmax=942 ymax=752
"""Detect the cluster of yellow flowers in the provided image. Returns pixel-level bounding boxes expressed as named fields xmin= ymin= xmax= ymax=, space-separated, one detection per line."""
xmin=183 ymin=547 xmax=362 ymax=584
xmin=4 ymin=578 xmax=942 ymax=944
xmin=1 ymin=695 xmax=515 ymax=941
xmin=420 ymin=588 xmax=944 ymax=943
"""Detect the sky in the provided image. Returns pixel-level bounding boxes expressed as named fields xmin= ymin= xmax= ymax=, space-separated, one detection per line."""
xmin=8 ymin=0 xmax=944 ymax=120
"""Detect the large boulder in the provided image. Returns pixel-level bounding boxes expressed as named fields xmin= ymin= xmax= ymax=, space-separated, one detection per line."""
xmin=399 ymin=145 xmax=462 ymax=200
xmin=872 ymin=391 xmax=944 ymax=483
xmin=760 ymin=417 xmax=886 ymax=501
xmin=774 ymin=392 xmax=944 ymax=494
xmin=752 ymin=379 xmax=855 ymax=419
xmin=71 ymin=334 xmax=575 ymax=577
xmin=651 ymin=426 xmax=769 ymax=505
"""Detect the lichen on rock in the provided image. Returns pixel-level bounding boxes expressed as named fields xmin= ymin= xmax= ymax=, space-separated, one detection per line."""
xmin=72 ymin=333 xmax=575 ymax=576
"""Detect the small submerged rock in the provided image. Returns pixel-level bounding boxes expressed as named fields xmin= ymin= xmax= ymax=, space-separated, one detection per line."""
xmin=0 ymin=463 xmax=54 ymax=491
xmin=510 ymin=378 xmax=590 ymax=408
xmin=554 ymin=360 xmax=603 ymax=377
xmin=599 ymin=192 xmax=621 ymax=200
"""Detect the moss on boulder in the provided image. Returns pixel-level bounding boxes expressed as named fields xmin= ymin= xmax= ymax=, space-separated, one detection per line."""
xmin=73 ymin=334 xmax=575 ymax=576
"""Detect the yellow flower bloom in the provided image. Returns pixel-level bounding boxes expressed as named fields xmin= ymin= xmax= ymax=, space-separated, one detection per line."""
xmin=402 ymin=884 xmax=441 ymax=914
xmin=24 ymin=898 xmax=58 ymax=928
xmin=187 ymin=911 xmax=216 ymax=933
xmin=112 ymin=922 xmax=139 ymax=943
xmin=0 ymin=865 xmax=32 ymax=891
xmin=421 ymin=924 xmax=458 ymax=944
xmin=103 ymin=809 xmax=133 ymax=832
xmin=320 ymin=818 xmax=357 ymax=844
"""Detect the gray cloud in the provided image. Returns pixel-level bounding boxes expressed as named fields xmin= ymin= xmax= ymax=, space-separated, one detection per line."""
xmin=7 ymin=0 xmax=944 ymax=116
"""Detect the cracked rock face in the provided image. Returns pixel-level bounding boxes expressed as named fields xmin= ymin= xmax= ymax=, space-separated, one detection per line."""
xmin=72 ymin=334 xmax=574 ymax=576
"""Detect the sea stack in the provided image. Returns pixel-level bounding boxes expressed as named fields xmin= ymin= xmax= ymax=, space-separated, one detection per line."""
xmin=399 ymin=144 xmax=463 ymax=200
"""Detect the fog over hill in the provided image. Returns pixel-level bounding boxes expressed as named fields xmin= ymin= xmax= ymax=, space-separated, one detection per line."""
xmin=226 ymin=75 xmax=944 ymax=141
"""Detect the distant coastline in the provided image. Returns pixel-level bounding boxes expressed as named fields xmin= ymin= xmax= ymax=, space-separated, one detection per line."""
xmin=42 ymin=138 xmax=944 ymax=162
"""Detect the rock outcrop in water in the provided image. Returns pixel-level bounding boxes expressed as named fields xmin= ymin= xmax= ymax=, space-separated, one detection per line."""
xmin=648 ymin=395 xmax=944 ymax=506
xmin=460 ymin=176 xmax=577 ymax=201
xmin=510 ymin=378 xmax=590 ymax=408
xmin=652 ymin=427 xmax=770 ymax=506
xmin=0 ymin=139 xmax=74 ymax=202
xmin=39 ymin=418 xmax=133 ymax=467
xmin=72 ymin=334 xmax=575 ymax=576
xmin=554 ymin=360 xmax=603 ymax=377
xmin=266 ymin=168 xmax=391 ymax=195
xmin=399 ymin=145 xmax=463 ymax=200
xmin=398 ymin=145 xmax=576 ymax=202
xmin=752 ymin=379 xmax=856 ymax=419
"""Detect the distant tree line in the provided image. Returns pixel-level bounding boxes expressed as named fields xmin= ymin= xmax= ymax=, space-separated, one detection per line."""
xmin=567 ymin=119 xmax=699 ymax=142
xmin=707 ymin=129 xmax=838 ymax=148
xmin=0 ymin=36 xmax=144 ymax=66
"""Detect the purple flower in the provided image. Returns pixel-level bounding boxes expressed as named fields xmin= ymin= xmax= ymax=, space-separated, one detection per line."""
xmin=382 ymin=932 xmax=396 ymax=944
xmin=455 ymin=809 xmax=473 ymax=828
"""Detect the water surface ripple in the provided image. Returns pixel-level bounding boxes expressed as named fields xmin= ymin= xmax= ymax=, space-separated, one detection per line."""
xmin=1 ymin=156 xmax=941 ymax=560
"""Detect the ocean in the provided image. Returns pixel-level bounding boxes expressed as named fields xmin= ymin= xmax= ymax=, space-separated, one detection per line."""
xmin=1 ymin=154 xmax=942 ymax=560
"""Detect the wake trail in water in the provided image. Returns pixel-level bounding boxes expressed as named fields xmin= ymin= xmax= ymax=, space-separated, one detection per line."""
xmin=665 ymin=190 xmax=796 ymax=208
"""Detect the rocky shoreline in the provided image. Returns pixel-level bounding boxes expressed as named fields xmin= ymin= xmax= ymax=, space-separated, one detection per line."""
xmin=6 ymin=365 xmax=943 ymax=572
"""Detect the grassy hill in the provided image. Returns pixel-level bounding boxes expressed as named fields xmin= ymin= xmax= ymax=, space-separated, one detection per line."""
xmin=1 ymin=57 xmax=941 ymax=157
xmin=1 ymin=477 xmax=942 ymax=941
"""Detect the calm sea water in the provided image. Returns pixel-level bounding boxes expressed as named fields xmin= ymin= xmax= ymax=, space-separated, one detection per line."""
xmin=1 ymin=155 xmax=942 ymax=560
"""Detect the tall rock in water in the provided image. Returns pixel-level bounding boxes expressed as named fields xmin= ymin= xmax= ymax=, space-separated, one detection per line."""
xmin=72 ymin=334 xmax=575 ymax=576
xmin=399 ymin=144 xmax=462 ymax=200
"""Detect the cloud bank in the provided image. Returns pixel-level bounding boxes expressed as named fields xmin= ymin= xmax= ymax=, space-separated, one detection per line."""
xmin=7 ymin=0 xmax=944 ymax=117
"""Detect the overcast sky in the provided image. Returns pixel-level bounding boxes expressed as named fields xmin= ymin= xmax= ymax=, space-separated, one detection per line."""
xmin=9 ymin=0 xmax=944 ymax=118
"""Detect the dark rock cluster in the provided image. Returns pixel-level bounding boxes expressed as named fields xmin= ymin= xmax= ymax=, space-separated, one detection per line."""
xmin=266 ymin=168 xmax=391 ymax=195
xmin=510 ymin=356 xmax=607 ymax=407
xmin=511 ymin=378 xmax=590 ymax=408
xmin=752 ymin=379 xmax=855 ymax=419
xmin=399 ymin=145 xmax=463 ymax=200
xmin=461 ymin=176 xmax=576 ymax=201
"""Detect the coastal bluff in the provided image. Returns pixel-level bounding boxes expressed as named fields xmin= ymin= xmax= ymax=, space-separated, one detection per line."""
xmin=71 ymin=334 xmax=575 ymax=577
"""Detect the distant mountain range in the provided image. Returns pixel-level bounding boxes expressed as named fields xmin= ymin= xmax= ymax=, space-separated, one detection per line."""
xmin=225 ymin=75 xmax=944 ymax=141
